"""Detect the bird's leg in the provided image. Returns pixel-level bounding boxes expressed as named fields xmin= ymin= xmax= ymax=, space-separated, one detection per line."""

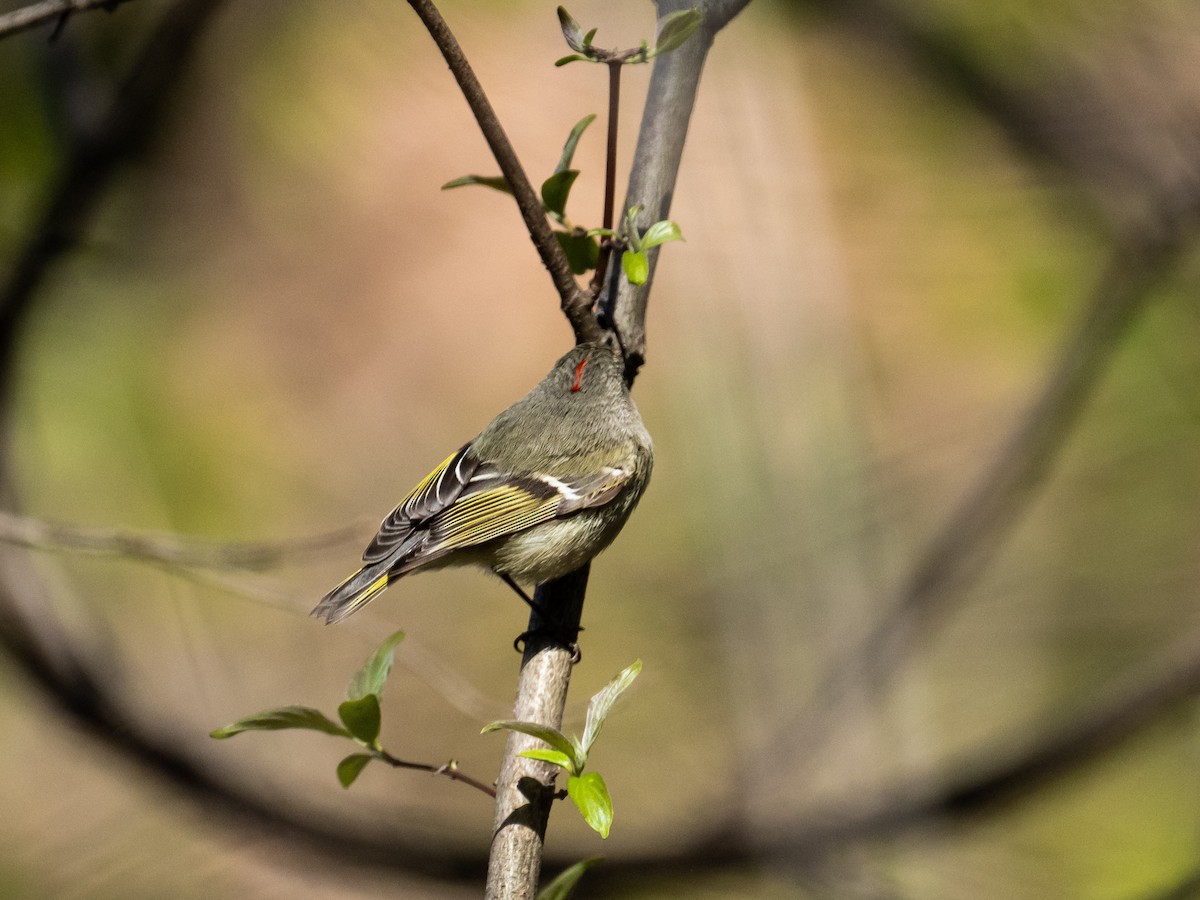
xmin=502 ymin=573 xmax=583 ymax=663
xmin=500 ymin=573 xmax=537 ymax=608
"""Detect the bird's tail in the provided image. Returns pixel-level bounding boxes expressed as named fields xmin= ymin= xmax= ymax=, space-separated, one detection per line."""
xmin=311 ymin=562 xmax=393 ymax=624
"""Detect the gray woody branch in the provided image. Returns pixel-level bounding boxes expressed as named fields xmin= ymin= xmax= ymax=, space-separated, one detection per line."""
xmin=612 ymin=0 xmax=750 ymax=379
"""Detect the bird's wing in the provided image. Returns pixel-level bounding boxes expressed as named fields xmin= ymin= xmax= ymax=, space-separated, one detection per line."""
xmin=362 ymin=443 xmax=480 ymax=564
xmin=396 ymin=465 xmax=633 ymax=568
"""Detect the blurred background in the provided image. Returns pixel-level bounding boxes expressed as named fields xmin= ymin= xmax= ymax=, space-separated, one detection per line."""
xmin=2 ymin=0 xmax=1200 ymax=897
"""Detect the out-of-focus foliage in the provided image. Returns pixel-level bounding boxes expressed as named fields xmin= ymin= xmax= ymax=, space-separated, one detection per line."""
xmin=2 ymin=0 xmax=1200 ymax=898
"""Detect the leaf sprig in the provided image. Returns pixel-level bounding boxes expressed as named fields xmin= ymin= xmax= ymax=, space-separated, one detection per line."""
xmin=210 ymin=629 xmax=403 ymax=787
xmin=211 ymin=631 xmax=492 ymax=795
xmin=443 ymin=115 xmax=601 ymax=275
xmin=555 ymin=7 xmax=702 ymax=67
xmin=590 ymin=206 xmax=684 ymax=285
xmin=482 ymin=659 xmax=642 ymax=838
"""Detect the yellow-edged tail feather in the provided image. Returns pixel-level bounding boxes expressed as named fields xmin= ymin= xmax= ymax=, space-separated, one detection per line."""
xmin=311 ymin=565 xmax=391 ymax=625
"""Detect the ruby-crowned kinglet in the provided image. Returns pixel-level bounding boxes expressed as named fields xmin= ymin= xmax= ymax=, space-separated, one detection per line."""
xmin=312 ymin=341 xmax=653 ymax=624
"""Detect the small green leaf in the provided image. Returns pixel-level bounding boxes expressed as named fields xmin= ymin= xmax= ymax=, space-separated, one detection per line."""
xmin=581 ymin=659 xmax=642 ymax=755
xmin=338 ymin=694 xmax=382 ymax=746
xmin=622 ymin=205 xmax=645 ymax=250
xmin=519 ymin=748 xmax=576 ymax=772
xmin=537 ymin=858 xmax=604 ymax=900
xmin=555 ymin=114 xmax=596 ymax=174
xmin=346 ymin=629 xmax=405 ymax=701
xmin=441 ymin=174 xmax=513 ymax=194
xmin=640 ymin=220 xmax=683 ymax=249
xmin=483 ymin=720 xmax=583 ymax=771
xmin=582 ymin=27 xmax=598 ymax=48
xmin=567 ymin=772 xmax=614 ymax=838
xmin=556 ymin=230 xmax=599 ymax=275
xmin=337 ymin=753 xmax=373 ymax=788
xmin=541 ymin=169 xmax=580 ymax=220
xmin=210 ymin=706 xmax=350 ymax=739
xmin=651 ymin=9 xmax=702 ymax=57
xmin=622 ymin=250 xmax=649 ymax=285
xmin=555 ymin=54 xmax=588 ymax=67
xmin=557 ymin=6 xmax=585 ymax=51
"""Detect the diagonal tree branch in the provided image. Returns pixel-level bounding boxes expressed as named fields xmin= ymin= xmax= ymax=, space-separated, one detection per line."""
xmin=405 ymin=0 xmax=600 ymax=345
xmin=1139 ymin=867 xmax=1200 ymax=900
xmin=0 ymin=2 xmax=495 ymax=877
xmin=567 ymin=616 xmax=1200 ymax=893
xmin=781 ymin=223 xmax=1189 ymax=772
xmin=782 ymin=619 xmax=1200 ymax=851
xmin=0 ymin=552 xmax=487 ymax=879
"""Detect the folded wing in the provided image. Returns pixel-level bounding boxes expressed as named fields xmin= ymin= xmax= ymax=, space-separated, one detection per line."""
xmin=313 ymin=445 xmax=631 ymax=623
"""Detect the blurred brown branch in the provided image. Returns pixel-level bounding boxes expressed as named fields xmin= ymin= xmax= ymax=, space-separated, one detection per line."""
xmin=782 ymin=223 xmax=1187 ymax=775
xmin=774 ymin=0 xmax=1200 ymax=783
xmin=570 ymin=621 xmax=1200 ymax=892
xmin=788 ymin=620 xmax=1200 ymax=849
xmin=0 ymin=0 xmax=490 ymax=880
xmin=0 ymin=0 xmax=133 ymax=40
xmin=1139 ymin=868 xmax=1200 ymax=900
xmin=0 ymin=509 xmax=357 ymax=570
xmin=0 ymin=0 xmax=216 ymax=378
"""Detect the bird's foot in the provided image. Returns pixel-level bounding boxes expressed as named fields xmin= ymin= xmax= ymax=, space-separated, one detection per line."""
xmin=513 ymin=627 xmax=583 ymax=664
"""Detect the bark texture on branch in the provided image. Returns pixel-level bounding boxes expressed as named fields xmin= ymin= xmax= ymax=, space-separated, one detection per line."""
xmin=485 ymin=567 xmax=587 ymax=899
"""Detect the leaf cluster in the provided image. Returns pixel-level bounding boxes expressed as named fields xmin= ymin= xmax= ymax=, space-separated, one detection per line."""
xmin=483 ymin=659 xmax=642 ymax=838
xmin=443 ymin=115 xmax=601 ymax=275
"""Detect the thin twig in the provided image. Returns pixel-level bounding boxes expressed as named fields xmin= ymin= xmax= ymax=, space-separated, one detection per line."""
xmin=0 ymin=0 xmax=132 ymax=40
xmin=378 ymin=752 xmax=497 ymax=799
xmin=588 ymin=60 xmax=623 ymax=301
xmin=404 ymin=0 xmax=600 ymax=345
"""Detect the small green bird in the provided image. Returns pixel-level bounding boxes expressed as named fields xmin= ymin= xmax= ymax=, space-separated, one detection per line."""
xmin=312 ymin=341 xmax=653 ymax=624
